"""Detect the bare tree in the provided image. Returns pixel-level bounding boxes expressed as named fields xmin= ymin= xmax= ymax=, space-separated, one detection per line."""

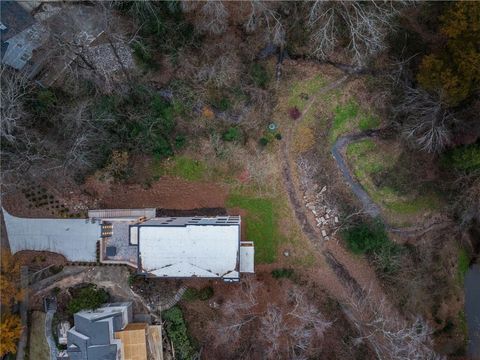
xmin=196 ymin=53 xmax=241 ymax=88
xmin=396 ymin=86 xmax=452 ymax=153
xmin=261 ymin=304 xmax=284 ymax=359
xmin=346 ymin=289 xmax=444 ymax=360
xmin=453 ymin=174 xmax=480 ymax=226
xmin=0 ymin=67 xmax=31 ymax=143
xmin=288 ymin=289 xmax=332 ymax=356
xmin=308 ymin=1 xmax=407 ymax=65
xmin=213 ymin=277 xmax=259 ymax=347
xmin=244 ymin=1 xmax=286 ymax=47
xmin=196 ymin=0 xmax=229 ymax=35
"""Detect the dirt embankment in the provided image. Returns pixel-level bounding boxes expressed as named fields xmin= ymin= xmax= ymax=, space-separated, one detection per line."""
xmin=3 ymin=176 xmax=228 ymax=218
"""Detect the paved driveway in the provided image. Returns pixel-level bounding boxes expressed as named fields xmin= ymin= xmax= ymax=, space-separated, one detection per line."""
xmin=3 ymin=209 xmax=100 ymax=262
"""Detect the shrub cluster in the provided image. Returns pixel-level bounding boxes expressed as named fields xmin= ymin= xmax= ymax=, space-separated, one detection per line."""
xmin=66 ymin=284 xmax=109 ymax=315
xmin=182 ymin=286 xmax=214 ymax=301
xmin=342 ymin=220 xmax=401 ymax=275
xmin=162 ymin=306 xmax=196 ymax=360
xmin=442 ymin=143 xmax=480 ymax=172
xmin=271 ymin=268 xmax=294 ymax=279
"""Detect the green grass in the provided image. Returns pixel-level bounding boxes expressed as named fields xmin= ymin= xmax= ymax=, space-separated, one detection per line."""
xmin=346 ymin=139 xmax=385 ymax=178
xmin=330 ymin=101 xmax=360 ymax=142
xmin=152 ymin=156 xmax=206 ymax=181
xmin=288 ymin=74 xmax=326 ymax=111
xmin=328 ymin=101 xmax=382 ymax=143
xmin=457 ymin=248 xmax=470 ymax=284
xmin=346 ymin=139 xmax=440 ymax=217
xmin=359 ymin=114 xmax=381 ymax=131
xmin=226 ymin=193 xmax=279 ymax=263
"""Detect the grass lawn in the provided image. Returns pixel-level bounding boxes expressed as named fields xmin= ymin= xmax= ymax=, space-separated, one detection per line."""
xmin=329 ymin=101 xmax=381 ymax=143
xmin=29 ymin=311 xmax=49 ymax=360
xmin=152 ymin=156 xmax=206 ymax=181
xmin=346 ymin=139 xmax=441 ymax=220
xmin=227 ymin=193 xmax=280 ymax=264
xmin=288 ymin=74 xmax=326 ymax=112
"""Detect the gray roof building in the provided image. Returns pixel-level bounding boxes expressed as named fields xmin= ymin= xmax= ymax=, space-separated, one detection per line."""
xmin=67 ymin=302 xmax=132 ymax=360
xmin=0 ymin=1 xmax=48 ymax=71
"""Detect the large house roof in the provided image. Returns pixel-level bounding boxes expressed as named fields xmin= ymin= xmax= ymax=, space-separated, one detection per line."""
xmin=137 ymin=217 xmax=241 ymax=279
xmin=0 ymin=1 xmax=35 ymax=41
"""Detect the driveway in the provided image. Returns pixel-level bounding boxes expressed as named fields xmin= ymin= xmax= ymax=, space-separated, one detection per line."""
xmin=2 ymin=209 xmax=100 ymax=262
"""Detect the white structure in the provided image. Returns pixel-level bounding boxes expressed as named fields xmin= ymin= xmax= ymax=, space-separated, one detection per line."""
xmin=136 ymin=217 xmax=241 ymax=280
xmin=2 ymin=209 xmax=100 ymax=262
xmin=3 ymin=208 xmax=254 ymax=281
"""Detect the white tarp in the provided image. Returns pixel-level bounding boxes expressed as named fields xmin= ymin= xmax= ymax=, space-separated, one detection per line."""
xmin=3 ymin=209 xmax=100 ymax=261
xmin=139 ymin=224 xmax=239 ymax=278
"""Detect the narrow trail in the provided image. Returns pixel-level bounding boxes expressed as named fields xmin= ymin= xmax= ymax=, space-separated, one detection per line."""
xmin=279 ymin=73 xmax=415 ymax=352
xmin=332 ymin=131 xmax=453 ymax=237
xmin=331 ymin=132 xmax=382 ymax=217
xmin=279 ymin=74 xmax=386 ymax=300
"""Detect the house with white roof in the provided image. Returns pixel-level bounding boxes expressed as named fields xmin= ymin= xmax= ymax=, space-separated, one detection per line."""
xmin=3 ymin=208 xmax=254 ymax=282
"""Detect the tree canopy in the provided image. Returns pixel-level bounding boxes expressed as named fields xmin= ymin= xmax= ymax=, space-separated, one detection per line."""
xmin=417 ymin=2 xmax=480 ymax=106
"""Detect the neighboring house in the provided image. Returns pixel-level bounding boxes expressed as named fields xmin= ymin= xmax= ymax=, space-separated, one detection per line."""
xmin=0 ymin=1 xmax=127 ymax=87
xmin=66 ymin=302 xmax=159 ymax=360
xmin=0 ymin=1 xmax=48 ymax=73
xmin=3 ymin=208 xmax=255 ymax=282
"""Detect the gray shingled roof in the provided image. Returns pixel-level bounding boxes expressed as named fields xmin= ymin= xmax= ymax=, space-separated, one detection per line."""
xmin=0 ymin=1 xmax=35 ymax=41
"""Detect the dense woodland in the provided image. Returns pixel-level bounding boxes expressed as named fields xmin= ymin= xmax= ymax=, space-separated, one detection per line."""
xmin=1 ymin=1 xmax=480 ymax=359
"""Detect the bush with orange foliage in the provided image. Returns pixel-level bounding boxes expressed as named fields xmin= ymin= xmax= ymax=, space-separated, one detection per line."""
xmin=0 ymin=248 xmax=24 ymax=356
xmin=417 ymin=2 xmax=480 ymax=106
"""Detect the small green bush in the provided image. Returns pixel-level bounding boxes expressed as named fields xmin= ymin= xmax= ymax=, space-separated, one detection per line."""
xmin=162 ymin=306 xmax=196 ymax=360
xmin=132 ymin=40 xmax=157 ymax=69
xmin=343 ymin=220 xmax=401 ymax=274
xmin=198 ymin=286 xmax=214 ymax=300
xmin=67 ymin=284 xmax=109 ymax=315
xmin=222 ymin=127 xmax=243 ymax=142
xmin=183 ymin=286 xmax=214 ymax=301
xmin=250 ymin=63 xmax=270 ymax=88
xmin=442 ymin=143 xmax=480 ymax=172
xmin=259 ymin=137 xmax=269 ymax=146
xmin=175 ymin=135 xmax=187 ymax=149
xmin=211 ymin=97 xmax=231 ymax=111
xmin=182 ymin=288 xmax=199 ymax=301
xmin=36 ymin=89 xmax=57 ymax=112
xmin=342 ymin=220 xmax=389 ymax=255
xmin=271 ymin=268 xmax=294 ymax=279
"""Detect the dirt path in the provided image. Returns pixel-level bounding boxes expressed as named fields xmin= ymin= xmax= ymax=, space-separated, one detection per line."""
xmin=331 ymin=132 xmax=382 ymax=217
xmin=331 ymin=131 xmax=453 ymax=237
xmin=279 ymin=73 xmax=418 ymax=354
xmin=279 ymin=74 xmax=385 ymax=290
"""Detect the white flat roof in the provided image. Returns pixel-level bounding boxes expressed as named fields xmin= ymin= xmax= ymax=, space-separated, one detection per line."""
xmin=240 ymin=244 xmax=254 ymax=273
xmin=3 ymin=209 xmax=100 ymax=262
xmin=138 ymin=224 xmax=239 ymax=278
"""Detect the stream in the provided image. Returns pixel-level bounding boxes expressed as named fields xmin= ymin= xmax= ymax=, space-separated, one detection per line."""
xmin=465 ymin=262 xmax=480 ymax=358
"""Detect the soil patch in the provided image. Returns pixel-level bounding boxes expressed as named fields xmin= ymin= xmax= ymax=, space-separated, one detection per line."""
xmin=14 ymin=251 xmax=67 ymax=268
xmin=85 ymin=177 xmax=228 ymax=210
